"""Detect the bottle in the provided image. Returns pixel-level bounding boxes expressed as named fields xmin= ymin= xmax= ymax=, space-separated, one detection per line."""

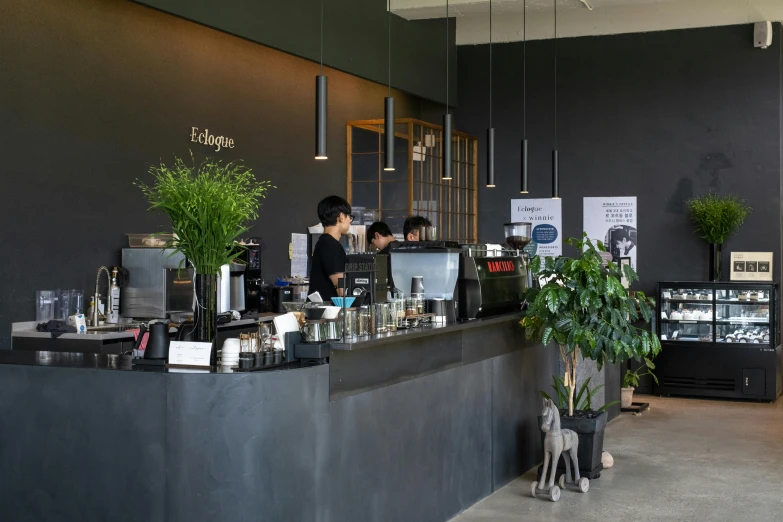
xmin=87 ymin=297 xmax=95 ymax=326
xmin=107 ymin=267 xmax=120 ymax=324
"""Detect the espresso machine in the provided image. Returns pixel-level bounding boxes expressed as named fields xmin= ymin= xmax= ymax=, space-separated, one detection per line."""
xmin=456 ymin=223 xmax=530 ymax=319
xmin=390 ymin=243 xmax=461 ymax=323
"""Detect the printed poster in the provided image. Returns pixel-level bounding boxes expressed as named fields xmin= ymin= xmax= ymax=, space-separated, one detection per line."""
xmin=510 ymin=199 xmax=562 ymax=258
xmin=583 ymin=197 xmax=638 ymax=274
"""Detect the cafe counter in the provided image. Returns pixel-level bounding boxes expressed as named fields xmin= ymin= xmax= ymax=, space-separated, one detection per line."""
xmin=0 ymin=313 xmax=558 ymax=522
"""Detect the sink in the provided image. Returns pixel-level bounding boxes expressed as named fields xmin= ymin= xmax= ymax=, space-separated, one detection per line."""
xmin=85 ymin=325 xmax=140 ymax=335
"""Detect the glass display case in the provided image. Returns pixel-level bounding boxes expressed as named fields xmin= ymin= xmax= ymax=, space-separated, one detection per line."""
xmin=658 ymin=282 xmax=778 ymax=346
xmin=656 ymin=281 xmax=781 ymax=401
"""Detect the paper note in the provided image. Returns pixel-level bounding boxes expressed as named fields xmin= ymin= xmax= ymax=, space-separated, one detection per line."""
xmin=168 ymin=341 xmax=212 ymax=368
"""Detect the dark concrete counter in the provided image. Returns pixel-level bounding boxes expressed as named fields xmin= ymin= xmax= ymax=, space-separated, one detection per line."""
xmin=0 ymin=313 xmax=557 ymax=522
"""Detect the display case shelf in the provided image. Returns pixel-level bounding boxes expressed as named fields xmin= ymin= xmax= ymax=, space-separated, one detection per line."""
xmin=656 ymin=281 xmax=781 ymax=401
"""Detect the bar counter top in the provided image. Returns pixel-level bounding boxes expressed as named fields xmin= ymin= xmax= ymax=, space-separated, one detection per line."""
xmin=334 ymin=312 xmax=524 ymax=350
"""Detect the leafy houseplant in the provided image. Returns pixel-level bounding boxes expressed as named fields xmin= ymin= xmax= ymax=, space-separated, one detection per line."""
xmin=622 ymin=357 xmax=658 ymax=408
xmin=137 ymin=154 xmax=273 ymax=342
xmin=686 ymin=192 xmax=751 ymax=281
xmin=524 ymin=235 xmax=661 ymax=478
xmin=521 ymin=234 xmax=661 ymax=417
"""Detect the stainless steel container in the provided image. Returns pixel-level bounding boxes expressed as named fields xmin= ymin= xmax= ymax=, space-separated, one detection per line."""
xmin=300 ymin=320 xmax=328 ymax=343
xmin=325 ymin=320 xmax=343 ymax=340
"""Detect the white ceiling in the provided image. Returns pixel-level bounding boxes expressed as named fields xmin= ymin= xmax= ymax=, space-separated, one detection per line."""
xmin=389 ymin=0 xmax=783 ymax=44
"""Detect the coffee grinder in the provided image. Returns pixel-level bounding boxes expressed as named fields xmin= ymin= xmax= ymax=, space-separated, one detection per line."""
xmin=504 ymin=222 xmax=533 ymax=286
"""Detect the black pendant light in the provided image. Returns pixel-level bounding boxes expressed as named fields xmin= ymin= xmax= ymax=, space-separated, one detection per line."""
xmin=551 ymin=0 xmax=560 ymax=199
xmin=520 ymin=0 xmax=529 ymax=194
xmin=315 ymin=0 xmax=327 ymax=160
xmin=384 ymin=0 xmax=395 ymax=171
xmin=442 ymin=0 xmax=452 ymax=181
xmin=486 ymin=0 xmax=495 ymax=188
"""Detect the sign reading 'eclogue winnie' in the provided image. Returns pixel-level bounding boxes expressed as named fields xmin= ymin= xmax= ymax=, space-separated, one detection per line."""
xmin=190 ymin=127 xmax=235 ymax=152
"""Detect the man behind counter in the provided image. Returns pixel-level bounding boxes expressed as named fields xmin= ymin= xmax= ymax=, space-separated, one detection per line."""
xmin=403 ymin=215 xmax=432 ymax=241
xmin=309 ymin=196 xmax=352 ymax=301
xmin=367 ymin=221 xmax=399 ymax=291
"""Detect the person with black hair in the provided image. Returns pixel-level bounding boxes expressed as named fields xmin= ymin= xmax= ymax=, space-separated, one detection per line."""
xmin=367 ymin=221 xmax=398 ymax=254
xmin=367 ymin=221 xmax=399 ymax=291
xmin=402 ymin=215 xmax=432 ymax=241
xmin=309 ymin=195 xmax=352 ymax=301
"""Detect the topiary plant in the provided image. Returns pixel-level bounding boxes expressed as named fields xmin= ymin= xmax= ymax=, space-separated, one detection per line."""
xmin=521 ymin=234 xmax=661 ymax=417
xmin=686 ymin=192 xmax=751 ymax=245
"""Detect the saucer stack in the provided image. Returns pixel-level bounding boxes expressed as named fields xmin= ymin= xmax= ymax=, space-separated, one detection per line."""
xmin=221 ymin=338 xmax=241 ymax=366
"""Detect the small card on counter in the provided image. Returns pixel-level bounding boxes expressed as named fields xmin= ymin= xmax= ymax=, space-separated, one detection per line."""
xmin=168 ymin=341 xmax=212 ymax=368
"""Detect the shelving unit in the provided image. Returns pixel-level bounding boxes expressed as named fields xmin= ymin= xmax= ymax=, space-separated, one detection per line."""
xmin=656 ymin=281 xmax=782 ymax=401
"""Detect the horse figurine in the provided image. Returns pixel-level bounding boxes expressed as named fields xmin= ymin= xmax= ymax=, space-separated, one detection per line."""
xmin=532 ymin=398 xmax=589 ymax=501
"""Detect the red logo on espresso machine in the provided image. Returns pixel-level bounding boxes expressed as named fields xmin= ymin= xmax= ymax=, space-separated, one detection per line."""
xmin=487 ymin=260 xmax=516 ymax=273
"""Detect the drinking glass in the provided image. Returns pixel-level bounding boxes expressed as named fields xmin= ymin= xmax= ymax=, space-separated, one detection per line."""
xmin=70 ymin=290 xmax=85 ymax=315
xmin=36 ymin=290 xmax=56 ymax=322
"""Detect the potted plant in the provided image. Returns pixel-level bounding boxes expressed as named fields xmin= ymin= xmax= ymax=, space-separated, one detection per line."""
xmin=137 ymin=154 xmax=273 ymax=345
xmin=686 ymin=192 xmax=751 ymax=281
xmin=522 ymin=234 xmax=661 ymax=478
xmin=622 ymin=357 xmax=658 ymax=408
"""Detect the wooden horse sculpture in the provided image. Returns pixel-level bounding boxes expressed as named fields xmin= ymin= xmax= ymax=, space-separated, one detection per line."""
xmin=532 ymin=399 xmax=589 ymax=501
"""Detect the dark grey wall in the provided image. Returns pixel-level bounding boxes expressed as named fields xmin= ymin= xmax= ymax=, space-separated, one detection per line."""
xmin=458 ymin=24 xmax=782 ymax=297
xmin=0 ymin=0 xmax=436 ymax=348
xmin=133 ymin=0 xmax=458 ymax=105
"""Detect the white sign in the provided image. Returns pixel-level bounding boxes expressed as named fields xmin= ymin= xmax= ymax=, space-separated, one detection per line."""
xmin=168 ymin=341 xmax=213 ymax=368
xmin=731 ymin=252 xmax=773 ymax=281
xmin=510 ymin=198 xmax=563 ymax=258
xmin=583 ymin=197 xmax=638 ymax=274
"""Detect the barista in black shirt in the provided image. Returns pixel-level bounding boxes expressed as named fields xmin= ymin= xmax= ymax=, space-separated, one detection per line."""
xmin=367 ymin=221 xmax=399 ymax=291
xmin=309 ymin=196 xmax=352 ymax=301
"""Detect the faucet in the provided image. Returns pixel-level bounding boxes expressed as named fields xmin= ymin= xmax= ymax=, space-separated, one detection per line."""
xmin=93 ymin=266 xmax=111 ymax=327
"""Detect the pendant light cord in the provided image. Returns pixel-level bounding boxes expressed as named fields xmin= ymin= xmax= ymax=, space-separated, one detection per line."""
xmin=388 ymin=0 xmax=392 ymax=96
xmin=523 ymin=0 xmax=526 ymax=139
xmin=489 ymin=0 xmax=492 ymax=129
xmin=446 ymin=0 xmax=449 ymax=114
xmin=553 ymin=0 xmax=557 ymax=149
xmin=320 ymin=0 xmax=324 ymax=73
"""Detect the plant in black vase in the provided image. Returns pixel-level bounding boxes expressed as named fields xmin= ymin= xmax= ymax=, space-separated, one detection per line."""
xmin=137 ymin=153 xmax=273 ymax=350
xmin=686 ymin=192 xmax=751 ymax=281
xmin=521 ymin=234 xmax=661 ymax=477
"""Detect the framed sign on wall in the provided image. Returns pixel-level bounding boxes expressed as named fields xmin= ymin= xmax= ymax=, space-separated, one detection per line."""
xmin=730 ymin=252 xmax=773 ymax=281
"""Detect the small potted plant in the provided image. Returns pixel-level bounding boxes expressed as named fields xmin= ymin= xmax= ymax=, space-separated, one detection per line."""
xmin=621 ymin=357 xmax=658 ymax=409
xmin=686 ymin=192 xmax=751 ymax=281
xmin=522 ymin=234 xmax=661 ymax=478
xmin=137 ymin=153 xmax=273 ymax=345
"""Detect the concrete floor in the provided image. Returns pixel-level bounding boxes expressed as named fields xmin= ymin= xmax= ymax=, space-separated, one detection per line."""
xmin=450 ymin=396 xmax=783 ymax=522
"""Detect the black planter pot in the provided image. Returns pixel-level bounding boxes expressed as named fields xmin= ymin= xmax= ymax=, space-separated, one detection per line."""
xmin=537 ymin=410 xmax=607 ymax=481
xmin=194 ymin=273 xmax=218 ymax=364
xmin=709 ymin=243 xmax=722 ymax=281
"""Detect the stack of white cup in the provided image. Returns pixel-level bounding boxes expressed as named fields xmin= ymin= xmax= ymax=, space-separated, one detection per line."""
xmin=221 ymin=338 xmax=241 ymax=366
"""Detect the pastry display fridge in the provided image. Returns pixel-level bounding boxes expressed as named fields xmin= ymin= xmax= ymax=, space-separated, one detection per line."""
xmin=656 ymin=282 xmax=781 ymax=401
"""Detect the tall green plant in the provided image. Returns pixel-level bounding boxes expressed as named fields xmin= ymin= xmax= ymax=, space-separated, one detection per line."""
xmin=521 ymin=234 xmax=661 ymax=416
xmin=137 ymin=154 xmax=273 ymax=275
xmin=686 ymin=192 xmax=751 ymax=244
